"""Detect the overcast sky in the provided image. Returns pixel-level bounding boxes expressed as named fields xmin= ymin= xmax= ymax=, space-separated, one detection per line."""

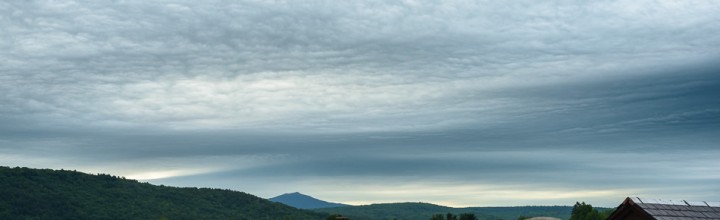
xmin=2 ymin=0 xmax=720 ymax=207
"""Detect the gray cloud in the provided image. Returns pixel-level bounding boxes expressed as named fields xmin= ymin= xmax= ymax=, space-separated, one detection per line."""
xmin=1 ymin=0 xmax=720 ymax=206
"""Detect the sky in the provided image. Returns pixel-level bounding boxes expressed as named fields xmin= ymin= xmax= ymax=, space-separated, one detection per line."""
xmin=1 ymin=0 xmax=720 ymax=207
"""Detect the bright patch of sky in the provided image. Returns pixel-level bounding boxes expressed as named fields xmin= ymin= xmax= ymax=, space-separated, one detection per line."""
xmin=1 ymin=0 xmax=719 ymax=207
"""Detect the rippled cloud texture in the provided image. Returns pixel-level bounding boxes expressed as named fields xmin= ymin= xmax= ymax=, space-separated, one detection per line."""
xmin=1 ymin=0 xmax=719 ymax=206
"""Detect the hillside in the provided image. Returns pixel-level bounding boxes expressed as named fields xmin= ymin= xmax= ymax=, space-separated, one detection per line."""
xmin=0 ymin=166 xmax=326 ymax=220
xmin=316 ymin=202 xmax=495 ymax=220
xmin=270 ymin=192 xmax=349 ymax=209
xmin=316 ymin=202 xmax=574 ymax=220
xmin=462 ymin=206 xmax=573 ymax=220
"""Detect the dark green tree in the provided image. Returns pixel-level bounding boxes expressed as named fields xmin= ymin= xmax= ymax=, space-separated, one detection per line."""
xmin=459 ymin=213 xmax=478 ymax=220
xmin=431 ymin=214 xmax=445 ymax=220
xmin=599 ymin=208 xmax=615 ymax=219
xmin=570 ymin=202 xmax=601 ymax=220
xmin=446 ymin=213 xmax=457 ymax=220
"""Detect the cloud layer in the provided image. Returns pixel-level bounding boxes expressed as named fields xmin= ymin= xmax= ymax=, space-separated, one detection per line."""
xmin=1 ymin=0 xmax=719 ymax=206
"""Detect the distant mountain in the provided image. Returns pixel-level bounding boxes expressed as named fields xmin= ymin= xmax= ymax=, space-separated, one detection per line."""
xmin=270 ymin=192 xmax=349 ymax=209
xmin=315 ymin=202 xmax=574 ymax=220
xmin=0 ymin=166 xmax=326 ymax=220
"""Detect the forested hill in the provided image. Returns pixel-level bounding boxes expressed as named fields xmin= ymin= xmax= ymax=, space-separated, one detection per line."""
xmin=0 ymin=166 xmax=326 ymax=220
xmin=317 ymin=202 xmax=495 ymax=220
xmin=315 ymin=202 xmax=574 ymax=220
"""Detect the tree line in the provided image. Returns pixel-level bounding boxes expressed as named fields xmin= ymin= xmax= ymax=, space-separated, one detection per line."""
xmin=430 ymin=213 xmax=479 ymax=220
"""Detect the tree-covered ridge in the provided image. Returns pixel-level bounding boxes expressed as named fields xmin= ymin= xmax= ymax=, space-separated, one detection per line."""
xmin=430 ymin=213 xmax=479 ymax=220
xmin=0 ymin=166 xmax=326 ymax=220
xmin=317 ymin=202 xmax=492 ymax=220
xmin=464 ymin=206 xmax=574 ymax=220
xmin=316 ymin=202 xmax=574 ymax=220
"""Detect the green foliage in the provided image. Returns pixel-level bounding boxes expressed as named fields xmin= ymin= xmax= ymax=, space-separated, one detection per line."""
xmin=431 ymin=214 xmax=445 ymax=220
xmin=459 ymin=213 xmax=478 ymax=220
xmin=0 ymin=166 xmax=327 ymax=220
xmin=318 ymin=203 xmax=573 ymax=220
xmin=429 ymin=213 xmax=477 ymax=220
xmin=471 ymin=206 xmax=573 ymax=220
xmin=569 ymin=202 xmax=614 ymax=220
xmin=598 ymin=208 xmax=614 ymax=220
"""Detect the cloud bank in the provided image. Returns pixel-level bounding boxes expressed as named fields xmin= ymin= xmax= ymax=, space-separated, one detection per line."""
xmin=1 ymin=0 xmax=719 ymax=206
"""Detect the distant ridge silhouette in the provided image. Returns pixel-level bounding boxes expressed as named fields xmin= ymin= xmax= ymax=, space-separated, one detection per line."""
xmin=270 ymin=192 xmax=349 ymax=209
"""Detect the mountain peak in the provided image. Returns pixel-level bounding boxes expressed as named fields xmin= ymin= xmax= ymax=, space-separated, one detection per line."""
xmin=270 ymin=192 xmax=348 ymax=209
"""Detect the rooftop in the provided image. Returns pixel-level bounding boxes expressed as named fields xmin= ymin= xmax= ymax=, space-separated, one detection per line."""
xmin=627 ymin=197 xmax=720 ymax=219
